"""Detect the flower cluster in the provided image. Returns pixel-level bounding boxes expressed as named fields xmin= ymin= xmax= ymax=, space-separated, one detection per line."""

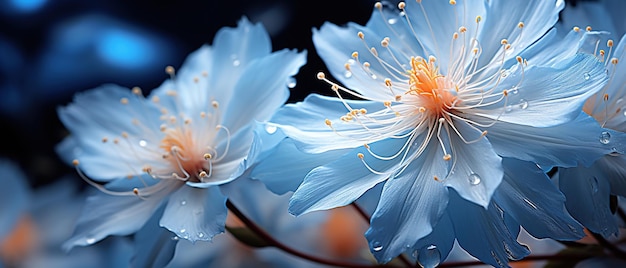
xmin=3 ymin=0 xmax=626 ymax=267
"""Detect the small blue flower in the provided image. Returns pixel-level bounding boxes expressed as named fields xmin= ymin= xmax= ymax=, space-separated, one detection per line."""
xmin=56 ymin=17 xmax=306 ymax=249
xmin=257 ymin=0 xmax=620 ymax=265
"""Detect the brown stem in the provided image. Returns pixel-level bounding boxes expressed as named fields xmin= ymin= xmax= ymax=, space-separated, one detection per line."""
xmin=589 ymin=231 xmax=626 ymax=260
xmin=438 ymin=253 xmax=595 ymax=267
xmin=226 ymin=199 xmax=398 ymax=268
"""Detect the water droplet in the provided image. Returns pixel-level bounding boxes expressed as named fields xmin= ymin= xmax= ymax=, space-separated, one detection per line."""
xmin=265 ymin=125 xmax=277 ymax=134
xmin=599 ymin=131 xmax=611 ymax=144
xmin=171 ymin=236 xmax=179 ymax=241
xmin=180 ymin=228 xmax=186 ymax=233
xmin=609 ymin=148 xmax=620 ymax=156
xmin=508 ymin=86 xmax=518 ymax=95
xmin=583 ymin=72 xmax=591 ymax=80
xmin=232 ymin=60 xmax=241 ymax=67
xmin=138 ymin=140 xmax=147 ymax=147
xmin=518 ymin=99 xmax=528 ymax=110
xmin=370 ymin=73 xmax=378 ymax=79
xmin=346 ymin=59 xmax=355 ymax=65
xmin=505 ymin=104 xmax=513 ymax=113
xmin=387 ymin=18 xmax=398 ymax=25
xmin=468 ymin=173 xmax=482 ymax=185
xmin=371 ymin=241 xmax=383 ymax=252
xmin=399 ymin=11 xmax=406 ymax=17
xmin=344 ymin=70 xmax=353 ymax=78
xmin=180 ymin=199 xmax=187 ymax=206
xmin=590 ymin=177 xmax=599 ymax=193
xmin=286 ymin=77 xmax=297 ymax=88
xmin=197 ymin=232 xmax=205 ymax=238
xmin=85 ymin=237 xmax=96 ymax=245
xmin=417 ymin=245 xmax=441 ymax=268
xmin=500 ymin=70 xmax=510 ymax=78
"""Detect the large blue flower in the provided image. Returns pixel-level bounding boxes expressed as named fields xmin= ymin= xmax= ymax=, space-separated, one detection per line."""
xmin=56 ymin=17 xmax=306 ymax=249
xmin=256 ymin=0 xmax=622 ymax=264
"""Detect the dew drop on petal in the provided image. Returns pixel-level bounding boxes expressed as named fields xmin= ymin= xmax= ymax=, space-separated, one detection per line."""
xmin=468 ymin=173 xmax=482 ymax=185
xmin=180 ymin=199 xmax=187 ymax=206
xmin=590 ymin=177 xmax=599 ymax=193
xmin=505 ymin=104 xmax=513 ymax=113
xmin=286 ymin=77 xmax=297 ymax=88
xmin=583 ymin=72 xmax=591 ymax=80
xmin=180 ymin=228 xmax=186 ymax=234
xmin=232 ymin=60 xmax=241 ymax=67
xmin=508 ymin=86 xmax=518 ymax=95
xmin=85 ymin=236 xmax=96 ymax=245
xmin=171 ymin=236 xmax=179 ymax=241
xmin=518 ymin=99 xmax=528 ymax=110
xmin=344 ymin=70 xmax=353 ymax=78
xmin=388 ymin=18 xmax=398 ymax=25
xmin=265 ymin=125 xmax=277 ymax=134
xmin=417 ymin=245 xmax=441 ymax=268
xmin=197 ymin=232 xmax=205 ymax=238
xmin=399 ymin=11 xmax=406 ymax=17
xmin=371 ymin=241 xmax=383 ymax=252
xmin=138 ymin=140 xmax=147 ymax=147
xmin=599 ymin=131 xmax=611 ymax=144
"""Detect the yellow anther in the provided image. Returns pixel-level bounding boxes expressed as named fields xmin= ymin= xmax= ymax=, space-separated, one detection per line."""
xmin=113 ymin=138 xmax=119 ymax=144
xmin=395 ymin=95 xmax=402 ymax=101
xmin=608 ymin=40 xmax=614 ymax=47
xmin=600 ymin=50 xmax=605 ymax=57
xmin=363 ymin=62 xmax=371 ymax=68
xmin=418 ymin=107 xmax=426 ymax=113
xmin=503 ymin=90 xmax=508 ymax=97
xmin=516 ymin=56 xmax=523 ymax=63
xmin=360 ymin=108 xmax=367 ymax=114
xmin=443 ymin=154 xmax=451 ymax=161
xmin=398 ymin=2 xmax=406 ymax=9
xmin=120 ymin=98 xmax=129 ymax=104
xmin=384 ymin=101 xmax=391 ymax=107
xmin=331 ymin=84 xmax=339 ymax=91
xmin=472 ymin=48 xmax=479 ymax=54
xmin=518 ymin=22 xmax=525 ymax=28
xmin=160 ymin=124 xmax=167 ymax=132
xmin=212 ymin=101 xmax=219 ymax=109
xmin=317 ymin=72 xmax=326 ymax=79
xmin=199 ymin=171 xmax=208 ymax=177
xmin=102 ymin=137 xmax=108 ymax=143
xmin=384 ymin=78 xmax=392 ymax=87
xmin=357 ymin=153 xmax=364 ymax=159
xmin=475 ymin=16 xmax=482 ymax=23
xmin=434 ymin=176 xmax=440 ymax=181
xmin=375 ymin=2 xmax=382 ymax=9
xmin=501 ymin=39 xmax=508 ymax=45
xmin=449 ymin=0 xmax=456 ymax=5
xmin=429 ymin=55 xmax=437 ymax=63
xmin=72 ymin=159 xmax=79 ymax=166
xmin=604 ymin=94 xmax=609 ymax=101
xmin=325 ymin=119 xmax=332 ymax=126
xmin=505 ymin=44 xmax=511 ymax=50
xmin=200 ymin=112 xmax=206 ymax=118
xmin=132 ymin=87 xmax=142 ymax=96
xmin=166 ymin=90 xmax=176 ymax=96
xmin=453 ymin=32 xmax=458 ymax=39
xmin=358 ymin=32 xmax=364 ymax=39
xmin=370 ymin=47 xmax=378 ymax=56
xmin=165 ymin=66 xmax=175 ymax=75
xmin=585 ymin=26 xmax=592 ymax=32
xmin=364 ymin=144 xmax=370 ymax=149
xmin=381 ymin=38 xmax=389 ymax=47
xmin=351 ymin=51 xmax=359 ymax=59
xmin=204 ymin=153 xmax=212 ymax=159
xmin=344 ymin=63 xmax=351 ymax=71
xmin=151 ymin=96 xmax=160 ymax=103
xmin=459 ymin=26 xmax=467 ymax=33
xmin=573 ymin=26 xmax=580 ymax=32
xmin=611 ymin=58 xmax=619 ymax=64
xmin=133 ymin=188 xmax=140 ymax=195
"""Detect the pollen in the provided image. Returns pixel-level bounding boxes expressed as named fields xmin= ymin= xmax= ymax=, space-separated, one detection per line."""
xmin=407 ymin=57 xmax=457 ymax=116
xmin=398 ymin=2 xmax=406 ymax=9
xmin=317 ymin=72 xmax=326 ymax=80
xmin=573 ymin=26 xmax=580 ymax=32
xmin=357 ymin=153 xmax=364 ymax=159
xmin=586 ymin=26 xmax=592 ymax=32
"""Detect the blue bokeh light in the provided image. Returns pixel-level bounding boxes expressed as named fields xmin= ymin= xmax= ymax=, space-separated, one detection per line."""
xmin=97 ymin=29 xmax=154 ymax=69
xmin=9 ymin=0 xmax=47 ymax=13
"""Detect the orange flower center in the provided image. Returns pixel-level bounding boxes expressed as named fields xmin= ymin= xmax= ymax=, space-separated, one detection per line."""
xmin=408 ymin=57 xmax=457 ymax=116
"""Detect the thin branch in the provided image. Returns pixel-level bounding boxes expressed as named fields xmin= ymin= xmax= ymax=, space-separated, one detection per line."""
xmin=438 ymin=253 xmax=595 ymax=267
xmin=226 ymin=199 xmax=396 ymax=268
xmin=589 ymin=231 xmax=626 ymax=260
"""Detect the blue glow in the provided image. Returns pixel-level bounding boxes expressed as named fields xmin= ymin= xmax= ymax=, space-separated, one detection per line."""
xmin=9 ymin=0 xmax=46 ymax=12
xmin=97 ymin=29 xmax=154 ymax=69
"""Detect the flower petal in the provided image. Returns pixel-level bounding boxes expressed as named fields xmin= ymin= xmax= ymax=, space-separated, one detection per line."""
xmin=444 ymin=120 xmax=503 ymax=208
xmin=559 ymin=166 xmax=619 ymax=238
xmin=270 ymin=94 xmax=389 ymax=153
xmin=474 ymin=53 xmax=607 ymax=127
xmin=132 ymin=206 xmax=177 ymax=268
xmin=409 ymin=214 xmax=456 ymax=267
xmin=289 ymin=136 xmax=410 ymax=215
xmin=57 ymin=84 xmax=161 ymax=180
xmin=493 ymin=158 xmax=584 ymax=240
xmin=159 ymin=185 xmax=227 ymax=242
xmin=251 ymin=138 xmax=349 ymax=195
xmin=486 ymin=112 xmax=626 ymax=169
xmin=220 ymin=49 xmax=306 ymax=133
xmin=593 ymin=155 xmax=626 ymax=197
xmin=448 ymin=191 xmax=530 ymax=267
xmin=63 ymin=181 xmax=176 ymax=251
xmin=365 ymin=138 xmax=449 ymax=263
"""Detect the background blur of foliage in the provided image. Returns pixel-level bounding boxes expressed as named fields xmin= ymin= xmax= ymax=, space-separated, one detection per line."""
xmin=0 ymin=0 xmax=593 ymax=188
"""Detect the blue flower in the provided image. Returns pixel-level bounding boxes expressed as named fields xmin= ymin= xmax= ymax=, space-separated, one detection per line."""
xmin=256 ymin=0 xmax=620 ymax=264
xmin=555 ymin=0 xmax=626 ymax=238
xmin=56 ymin=17 xmax=306 ymax=249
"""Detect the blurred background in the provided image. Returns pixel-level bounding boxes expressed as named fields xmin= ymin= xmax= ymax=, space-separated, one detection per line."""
xmin=0 ymin=0 xmax=593 ymax=189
